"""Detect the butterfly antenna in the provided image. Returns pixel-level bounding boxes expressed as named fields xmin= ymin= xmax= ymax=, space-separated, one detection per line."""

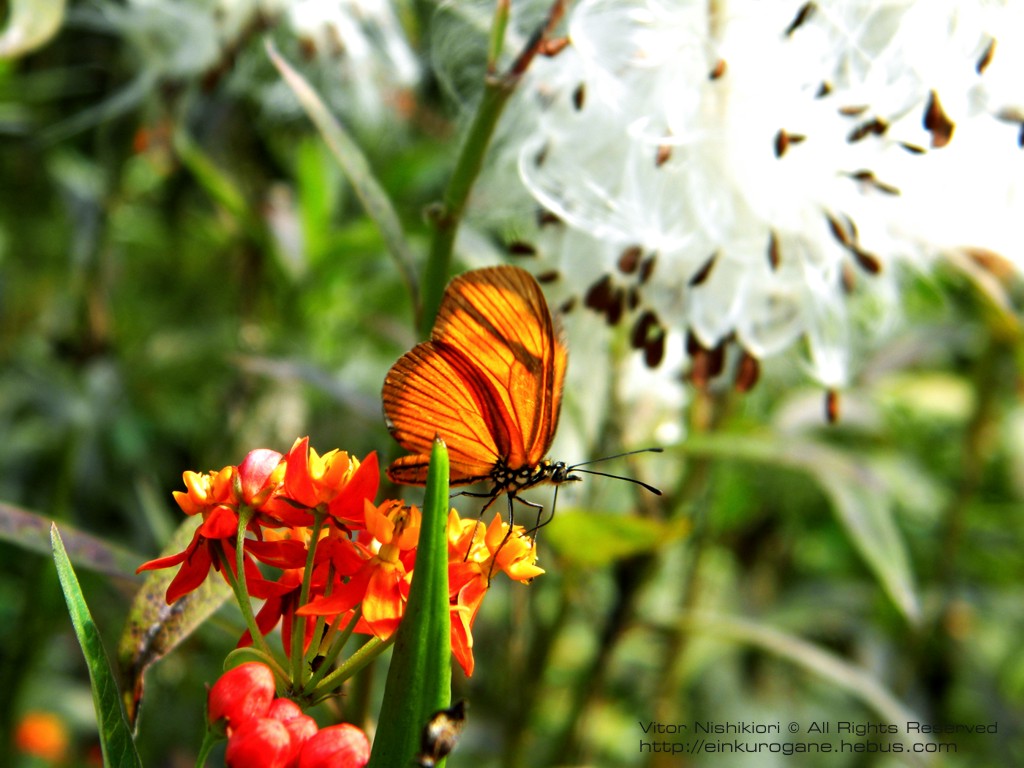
xmin=565 ymin=447 xmax=663 ymax=495
xmin=568 ymin=467 xmax=663 ymax=496
xmin=566 ymin=446 xmax=663 ymax=469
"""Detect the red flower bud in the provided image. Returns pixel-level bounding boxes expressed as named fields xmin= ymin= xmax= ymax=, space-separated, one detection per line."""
xmin=267 ymin=698 xmax=304 ymax=722
xmin=238 ymin=449 xmax=284 ymax=506
xmin=208 ymin=662 xmax=276 ymax=732
xmin=226 ymin=717 xmax=295 ymax=768
xmin=298 ymin=723 xmax=370 ymax=768
xmin=266 ymin=699 xmax=317 ymax=768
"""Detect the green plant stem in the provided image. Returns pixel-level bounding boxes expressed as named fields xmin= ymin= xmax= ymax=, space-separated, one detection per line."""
xmin=303 ymin=607 xmax=362 ymax=692
xmin=487 ymin=0 xmax=511 ymax=73
xmin=195 ymin=730 xmax=220 ymax=768
xmin=419 ymin=0 xmax=567 ymax=335
xmin=420 ymin=79 xmax=514 ymax=334
xmin=307 ymin=635 xmax=395 ymax=702
xmin=220 ymin=512 xmax=278 ymax=664
xmin=291 ymin=511 xmax=327 ymax=686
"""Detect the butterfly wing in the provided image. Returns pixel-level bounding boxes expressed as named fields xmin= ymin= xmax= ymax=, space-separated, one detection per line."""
xmin=383 ymin=266 xmax=567 ymax=485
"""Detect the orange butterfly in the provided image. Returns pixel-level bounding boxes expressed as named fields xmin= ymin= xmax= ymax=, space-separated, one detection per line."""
xmin=382 ymin=265 xmax=659 ymax=516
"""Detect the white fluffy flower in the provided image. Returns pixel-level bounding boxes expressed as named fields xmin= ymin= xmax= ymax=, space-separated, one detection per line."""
xmin=510 ymin=0 xmax=1024 ymax=388
xmin=79 ymin=0 xmax=417 ymax=127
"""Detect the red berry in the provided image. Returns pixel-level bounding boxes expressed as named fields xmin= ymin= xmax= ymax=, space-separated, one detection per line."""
xmin=226 ymin=717 xmax=294 ymax=768
xmin=298 ymin=723 xmax=371 ymax=768
xmin=208 ymin=662 xmax=276 ymax=732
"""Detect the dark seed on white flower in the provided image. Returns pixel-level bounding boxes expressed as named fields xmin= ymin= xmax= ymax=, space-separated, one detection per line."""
xmin=816 ymin=81 xmax=832 ymax=98
xmin=848 ymin=170 xmax=900 ymax=195
xmin=618 ymin=246 xmax=643 ymax=274
xmin=572 ymin=83 xmax=586 ymax=111
xmin=825 ymin=213 xmax=852 ymax=248
xmin=923 ymin=90 xmax=954 ymax=148
xmin=644 ymin=331 xmax=666 ymax=368
xmin=774 ymin=130 xmax=788 ymax=158
xmin=537 ymin=209 xmax=562 ymax=227
xmin=976 ymin=37 xmax=996 ymax=74
xmin=639 ymin=255 xmax=657 ymax=284
xmin=536 ymin=270 xmax=560 ymax=283
xmin=508 ymin=241 xmax=537 ymax=256
xmin=847 ymin=117 xmax=888 ymax=143
xmin=734 ymin=350 xmax=760 ymax=393
xmin=784 ymin=2 xmax=817 ymax=37
xmin=631 ymin=310 xmax=658 ymax=349
xmin=838 ymin=104 xmax=869 ymax=117
xmin=841 ymin=262 xmax=856 ymax=294
xmin=585 ymin=275 xmax=613 ymax=313
xmin=825 ymin=389 xmax=840 ymax=424
xmin=689 ymin=252 xmax=718 ymax=286
xmin=852 ymin=246 xmax=882 ymax=275
xmin=559 ymin=296 xmax=577 ymax=314
xmin=655 ymin=144 xmax=673 ymax=166
xmin=899 ymin=142 xmax=927 ymax=155
xmin=774 ymin=130 xmax=806 ymax=158
xmin=709 ymin=58 xmax=727 ymax=80
xmin=767 ymin=231 xmax=780 ymax=270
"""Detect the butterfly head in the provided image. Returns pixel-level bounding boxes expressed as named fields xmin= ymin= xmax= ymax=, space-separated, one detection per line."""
xmin=548 ymin=460 xmax=581 ymax=485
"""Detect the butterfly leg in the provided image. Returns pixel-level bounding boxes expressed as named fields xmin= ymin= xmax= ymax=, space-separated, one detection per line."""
xmin=463 ymin=490 xmax=503 ymax=563
xmin=486 ymin=493 xmax=547 ymax=583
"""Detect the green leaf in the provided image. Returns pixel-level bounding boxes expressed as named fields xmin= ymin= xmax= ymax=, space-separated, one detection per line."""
xmin=117 ymin=516 xmax=232 ymax=728
xmin=680 ymin=434 xmax=921 ymax=623
xmin=51 ymin=524 xmax=144 ymax=768
xmin=0 ymin=501 xmax=139 ymax=580
xmin=265 ymin=40 xmax=420 ymax=314
xmin=545 ymin=510 xmax=688 ymax=568
xmin=368 ymin=439 xmax=452 ymax=768
xmin=172 ymin=130 xmax=253 ymax=227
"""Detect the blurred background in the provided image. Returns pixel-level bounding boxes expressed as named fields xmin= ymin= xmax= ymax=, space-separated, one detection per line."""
xmin=1 ymin=1 xmax=1023 ymax=766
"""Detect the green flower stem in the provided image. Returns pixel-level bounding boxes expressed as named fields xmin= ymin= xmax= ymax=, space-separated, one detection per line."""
xmin=304 ymin=607 xmax=362 ymax=692
xmin=487 ymin=0 xmax=511 ymax=73
xmin=420 ymin=79 xmax=514 ymax=334
xmin=419 ymin=0 xmax=566 ymax=335
xmin=306 ymin=634 xmax=395 ymax=702
xmin=291 ymin=510 xmax=327 ymax=686
xmin=195 ymin=730 xmax=220 ymax=768
xmin=217 ymin=555 xmax=288 ymax=681
xmin=221 ymin=510 xmax=277 ymax=663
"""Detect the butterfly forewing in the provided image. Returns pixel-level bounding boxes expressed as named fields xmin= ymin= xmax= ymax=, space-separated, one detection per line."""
xmin=383 ymin=266 xmax=567 ymax=486
xmin=432 ymin=267 xmax=566 ymax=467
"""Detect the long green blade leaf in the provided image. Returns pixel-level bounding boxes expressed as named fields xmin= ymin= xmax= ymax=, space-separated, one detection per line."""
xmin=368 ymin=438 xmax=452 ymax=768
xmin=51 ymin=524 xmax=144 ymax=768
xmin=0 ymin=501 xmax=140 ymax=580
xmin=265 ymin=40 xmax=420 ymax=315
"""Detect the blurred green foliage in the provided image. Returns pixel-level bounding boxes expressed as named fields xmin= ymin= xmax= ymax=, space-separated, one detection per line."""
xmin=1 ymin=2 xmax=1023 ymax=767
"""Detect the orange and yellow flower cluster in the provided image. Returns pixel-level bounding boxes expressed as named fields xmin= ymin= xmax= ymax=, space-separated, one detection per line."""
xmin=137 ymin=436 xmax=543 ymax=679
